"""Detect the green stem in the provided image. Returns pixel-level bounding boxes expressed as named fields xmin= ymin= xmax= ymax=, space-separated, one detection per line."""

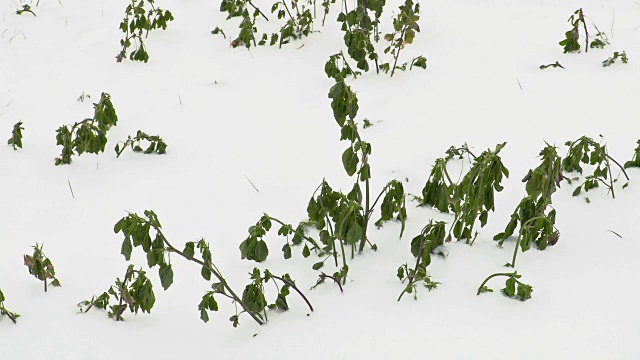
xmin=270 ymin=275 xmax=314 ymax=311
xmin=160 ymin=233 xmax=265 ymax=326
xmin=476 ymin=272 xmax=521 ymax=295
xmin=390 ymin=26 xmax=408 ymax=78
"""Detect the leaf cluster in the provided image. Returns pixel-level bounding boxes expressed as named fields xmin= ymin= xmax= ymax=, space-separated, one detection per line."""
xmin=380 ymin=0 xmax=426 ymax=77
xmin=449 ymin=142 xmax=509 ymax=243
xmin=114 ymin=210 xmax=174 ymax=291
xmin=397 ymin=221 xmax=445 ymax=301
xmin=418 ymin=144 xmax=475 ymax=213
xmin=562 ymin=136 xmax=629 ymax=199
xmin=495 ymin=145 xmax=562 ymax=257
xmin=0 ymin=289 xmax=20 ymax=324
xmin=78 ymin=265 xmax=155 ymax=321
xmin=624 ymin=140 xmax=640 ymax=169
xmin=8 ymin=121 xmax=24 ymax=150
xmin=16 ymin=4 xmax=36 ymax=16
xmin=338 ymin=5 xmax=380 ymax=72
xmin=116 ymin=0 xmax=174 ymax=62
xmin=55 ymin=93 xmax=118 ymax=165
xmin=115 ymin=130 xmax=167 ymax=157
xmin=23 ymin=243 xmax=61 ymax=292
xmin=602 ymin=51 xmax=628 ymax=67
xmin=477 ymin=272 xmax=532 ymax=301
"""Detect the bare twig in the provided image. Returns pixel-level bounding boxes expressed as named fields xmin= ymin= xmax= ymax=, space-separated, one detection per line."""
xmin=244 ymin=175 xmax=259 ymax=192
xmin=67 ymin=180 xmax=75 ymax=199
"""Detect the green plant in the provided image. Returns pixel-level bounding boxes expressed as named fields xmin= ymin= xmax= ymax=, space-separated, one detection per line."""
xmin=559 ymin=9 xmax=609 ymax=54
xmin=242 ymin=73 xmax=407 ymax=286
xmin=602 ymin=51 xmax=628 ymax=67
xmin=16 ymin=4 xmax=36 ymax=16
xmin=396 ymin=221 xmax=444 ymax=301
xmin=559 ymin=9 xmax=587 ymax=53
xmin=55 ymin=92 xmax=118 ymax=165
xmin=270 ymin=0 xmax=314 ymax=48
xmin=78 ymin=265 xmax=155 ymax=321
xmin=624 ymin=140 xmax=640 ymax=168
xmin=417 ymin=144 xmax=476 ymax=213
xmin=477 ymin=272 xmax=533 ymax=301
xmin=539 ymin=61 xmax=564 ymax=69
xmin=380 ymin=0 xmax=426 ymax=77
xmin=448 ymin=142 xmax=509 ymax=244
xmin=77 ymin=93 xmax=91 ymax=102
xmin=337 ymin=4 xmax=381 ymax=73
xmin=8 ymin=121 xmax=24 ymax=150
xmin=562 ymin=136 xmax=629 ymax=199
xmin=590 ymin=31 xmax=609 ymax=49
xmin=115 ymin=130 xmax=167 ymax=157
xmin=0 ymin=289 xmax=20 ymax=324
xmin=24 ymin=243 xmax=61 ymax=292
xmin=494 ymin=145 xmax=562 ymax=267
xmin=116 ymin=0 xmax=174 ymax=62
xmin=115 ymin=210 xmax=312 ymax=326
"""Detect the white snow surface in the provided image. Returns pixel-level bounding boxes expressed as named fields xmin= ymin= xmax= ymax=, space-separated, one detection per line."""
xmin=2 ymin=0 xmax=640 ymax=358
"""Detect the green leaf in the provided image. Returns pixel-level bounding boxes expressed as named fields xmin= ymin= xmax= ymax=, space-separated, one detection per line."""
xmin=201 ymin=266 xmax=211 ymax=281
xmin=312 ymin=262 xmax=324 ymax=270
xmin=503 ymin=277 xmax=516 ymax=297
xmin=302 ymin=244 xmax=310 ymax=258
xmin=282 ymin=243 xmax=292 ymax=259
xmin=255 ymin=241 xmax=269 ymax=262
xmin=346 ymin=222 xmax=363 ymax=244
xmin=121 ymin=238 xmax=133 ymax=261
xmin=159 ymin=265 xmax=173 ymax=290
xmin=342 ymin=148 xmax=359 ymax=176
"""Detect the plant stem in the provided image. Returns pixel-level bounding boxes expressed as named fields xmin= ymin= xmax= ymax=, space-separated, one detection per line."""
xmin=579 ymin=8 xmax=589 ymax=52
xmin=390 ymin=26 xmax=407 ymax=77
xmin=477 ymin=272 xmax=519 ymax=295
xmin=270 ymin=275 xmax=314 ymax=311
xmin=318 ymin=273 xmax=344 ymax=292
xmin=248 ymin=1 xmax=269 ymax=21
xmin=159 ymin=233 xmax=265 ymax=326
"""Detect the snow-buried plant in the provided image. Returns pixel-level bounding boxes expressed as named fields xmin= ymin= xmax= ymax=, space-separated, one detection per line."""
xmin=240 ymin=62 xmax=407 ymax=288
xmin=55 ymin=93 xmax=118 ymax=165
xmin=79 ymin=265 xmax=156 ymax=321
xmin=562 ymin=135 xmax=629 ymax=200
xmin=116 ymin=0 xmax=174 ymax=62
xmin=115 ymin=130 xmax=167 ymax=157
xmin=112 ymin=210 xmax=312 ymax=326
xmin=559 ymin=8 xmax=609 ymax=53
xmin=0 ymin=289 xmax=20 ymax=324
xmin=7 ymin=121 xmax=24 ymax=150
xmin=24 ymin=243 xmax=61 ymax=292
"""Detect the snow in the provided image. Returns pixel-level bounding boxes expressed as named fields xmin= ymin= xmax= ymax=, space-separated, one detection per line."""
xmin=1 ymin=0 xmax=640 ymax=358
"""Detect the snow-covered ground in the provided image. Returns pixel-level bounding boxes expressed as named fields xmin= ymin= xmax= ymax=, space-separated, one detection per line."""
xmin=2 ymin=0 xmax=640 ymax=358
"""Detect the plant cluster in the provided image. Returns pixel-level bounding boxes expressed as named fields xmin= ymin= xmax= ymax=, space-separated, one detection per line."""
xmin=115 ymin=130 xmax=167 ymax=157
xmin=16 ymin=4 xmax=36 ymax=16
xmin=602 ymin=51 xmax=628 ymax=67
xmin=116 ymin=0 xmax=174 ymax=62
xmin=539 ymin=61 xmax=564 ymax=70
xmin=379 ymin=0 xmax=426 ymax=76
xmin=396 ymin=221 xmax=444 ymax=300
xmin=0 ymin=290 xmax=20 ymax=324
xmin=55 ymin=93 xmax=118 ymax=165
xmin=110 ymin=210 xmax=312 ymax=326
xmin=477 ymin=272 xmax=532 ymax=301
xmin=78 ymin=265 xmax=156 ymax=321
xmin=215 ymin=0 xmax=315 ymax=49
xmin=494 ymin=144 xmax=562 ymax=267
xmin=624 ymin=140 xmax=640 ymax=169
xmin=559 ymin=8 xmax=609 ymax=53
xmin=7 ymin=121 xmax=24 ymax=150
xmin=24 ymin=243 xmax=61 ymax=292
xmin=562 ymin=136 xmax=629 ymax=200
